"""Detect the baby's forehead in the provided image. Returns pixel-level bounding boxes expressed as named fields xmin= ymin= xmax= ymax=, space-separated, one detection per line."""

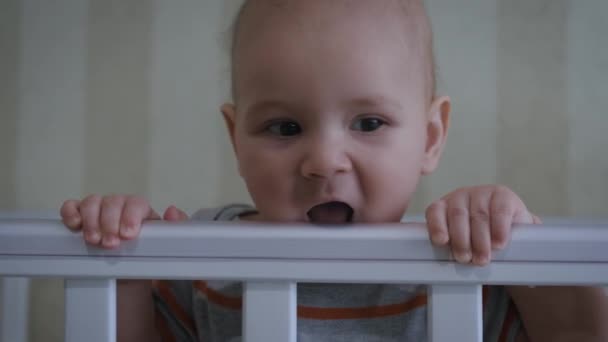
xmin=231 ymin=0 xmax=435 ymax=102
xmin=235 ymin=0 xmax=425 ymax=39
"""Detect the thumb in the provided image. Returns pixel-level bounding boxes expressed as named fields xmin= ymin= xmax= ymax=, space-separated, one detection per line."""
xmin=513 ymin=205 xmax=535 ymax=224
xmin=163 ymin=205 xmax=189 ymax=221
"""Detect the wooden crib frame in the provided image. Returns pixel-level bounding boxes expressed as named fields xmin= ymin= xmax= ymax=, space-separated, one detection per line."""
xmin=1 ymin=218 xmax=607 ymax=342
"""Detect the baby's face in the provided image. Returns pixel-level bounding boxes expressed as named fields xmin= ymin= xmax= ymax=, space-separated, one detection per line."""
xmin=223 ymin=0 xmax=449 ymax=223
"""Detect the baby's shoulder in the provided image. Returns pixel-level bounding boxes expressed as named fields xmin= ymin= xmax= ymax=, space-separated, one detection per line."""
xmin=190 ymin=203 xmax=256 ymax=222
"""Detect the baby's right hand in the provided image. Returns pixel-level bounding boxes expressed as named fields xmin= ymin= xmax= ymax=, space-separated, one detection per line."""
xmin=60 ymin=195 xmax=188 ymax=249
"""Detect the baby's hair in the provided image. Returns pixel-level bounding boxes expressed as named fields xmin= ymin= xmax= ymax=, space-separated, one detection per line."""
xmin=226 ymin=0 xmax=437 ymax=103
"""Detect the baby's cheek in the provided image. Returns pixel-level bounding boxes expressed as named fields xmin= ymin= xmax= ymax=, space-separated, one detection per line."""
xmin=240 ymin=153 xmax=294 ymax=217
xmin=367 ymin=158 xmax=420 ymax=220
xmin=371 ymin=186 xmax=413 ymax=222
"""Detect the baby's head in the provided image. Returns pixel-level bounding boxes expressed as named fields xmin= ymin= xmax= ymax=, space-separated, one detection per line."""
xmin=221 ymin=0 xmax=451 ymax=223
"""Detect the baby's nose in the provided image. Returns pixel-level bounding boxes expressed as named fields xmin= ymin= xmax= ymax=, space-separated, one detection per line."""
xmin=300 ymin=140 xmax=352 ymax=179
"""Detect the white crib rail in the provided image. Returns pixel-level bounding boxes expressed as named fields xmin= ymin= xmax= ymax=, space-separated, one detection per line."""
xmin=0 ymin=277 xmax=29 ymax=342
xmin=0 ymin=219 xmax=607 ymax=342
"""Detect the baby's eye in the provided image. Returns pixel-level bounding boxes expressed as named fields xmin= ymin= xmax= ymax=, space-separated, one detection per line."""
xmin=351 ymin=117 xmax=386 ymax=132
xmin=266 ymin=121 xmax=302 ymax=137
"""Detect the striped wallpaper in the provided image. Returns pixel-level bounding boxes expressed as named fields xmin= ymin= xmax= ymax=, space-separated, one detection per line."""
xmin=0 ymin=0 xmax=607 ymax=340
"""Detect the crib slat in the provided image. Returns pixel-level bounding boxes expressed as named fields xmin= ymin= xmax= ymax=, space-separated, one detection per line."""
xmin=0 ymin=277 xmax=30 ymax=342
xmin=428 ymin=284 xmax=482 ymax=342
xmin=65 ymin=279 xmax=116 ymax=342
xmin=243 ymin=281 xmax=297 ymax=342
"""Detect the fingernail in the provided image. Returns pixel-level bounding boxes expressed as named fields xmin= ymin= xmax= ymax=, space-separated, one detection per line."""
xmin=492 ymin=241 xmax=505 ymax=250
xmin=455 ymin=252 xmax=472 ymax=263
xmin=85 ymin=231 xmax=101 ymax=243
xmin=67 ymin=216 xmax=81 ymax=228
xmin=102 ymin=235 xmax=119 ymax=247
xmin=121 ymin=224 xmax=135 ymax=236
xmin=432 ymin=233 xmax=448 ymax=245
xmin=473 ymin=255 xmax=488 ymax=266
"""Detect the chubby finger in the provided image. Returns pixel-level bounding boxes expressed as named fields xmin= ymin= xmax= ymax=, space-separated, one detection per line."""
xmin=469 ymin=192 xmax=492 ymax=266
xmin=489 ymin=188 xmax=516 ymax=250
xmin=119 ymin=196 xmax=159 ymax=239
xmin=425 ymin=200 xmax=449 ymax=245
xmin=446 ymin=194 xmax=472 ymax=264
xmin=80 ymin=195 xmax=103 ymax=245
xmin=60 ymin=199 xmax=82 ymax=231
xmin=163 ymin=205 xmax=189 ymax=222
xmin=99 ymin=195 xmax=125 ymax=249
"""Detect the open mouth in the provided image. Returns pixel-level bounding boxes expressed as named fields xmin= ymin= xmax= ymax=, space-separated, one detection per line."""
xmin=306 ymin=201 xmax=354 ymax=224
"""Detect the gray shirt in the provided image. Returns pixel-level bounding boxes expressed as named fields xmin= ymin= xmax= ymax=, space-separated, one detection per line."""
xmin=153 ymin=204 xmax=521 ymax=342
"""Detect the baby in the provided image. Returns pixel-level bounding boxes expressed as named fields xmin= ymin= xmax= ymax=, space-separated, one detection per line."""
xmin=60 ymin=0 xmax=608 ymax=341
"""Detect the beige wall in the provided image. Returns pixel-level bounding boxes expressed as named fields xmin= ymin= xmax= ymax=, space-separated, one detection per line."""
xmin=0 ymin=0 xmax=607 ymax=340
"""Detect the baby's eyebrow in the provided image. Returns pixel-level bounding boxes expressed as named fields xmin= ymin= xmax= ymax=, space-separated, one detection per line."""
xmin=243 ymin=96 xmax=402 ymax=118
xmin=346 ymin=96 xmax=403 ymax=112
xmin=245 ymin=100 xmax=291 ymax=116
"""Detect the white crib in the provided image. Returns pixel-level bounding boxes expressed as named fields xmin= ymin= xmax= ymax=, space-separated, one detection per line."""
xmin=0 ymin=217 xmax=607 ymax=342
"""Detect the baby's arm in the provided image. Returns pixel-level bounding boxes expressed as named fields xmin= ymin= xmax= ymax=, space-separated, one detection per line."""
xmin=507 ymin=285 xmax=608 ymax=341
xmin=60 ymin=195 xmax=188 ymax=342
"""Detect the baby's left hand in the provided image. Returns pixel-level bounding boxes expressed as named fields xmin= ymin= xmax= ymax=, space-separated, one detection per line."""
xmin=425 ymin=185 xmax=541 ymax=266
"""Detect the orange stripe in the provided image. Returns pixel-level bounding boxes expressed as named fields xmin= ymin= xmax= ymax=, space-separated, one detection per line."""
xmin=194 ymin=281 xmax=243 ymax=310
xmin=194 ymin=281 xmax=427 ymax=320
xmin=154 ymin=280 xmax=197 ymax=333
xmin=298 ymin=294 xmax=427 ymax=320
xmin=155 ymin=309 xmax=177 ymax=342
xmin=498 ymin=300 xmax=517 ymax=342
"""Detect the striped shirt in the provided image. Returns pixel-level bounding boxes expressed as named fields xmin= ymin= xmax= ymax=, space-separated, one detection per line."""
xmin=153 ymin=204 xmax=522 ymax=342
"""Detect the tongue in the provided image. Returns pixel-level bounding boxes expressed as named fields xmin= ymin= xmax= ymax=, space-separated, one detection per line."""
xmin=307 ymin=202 xmax=353 ymax=224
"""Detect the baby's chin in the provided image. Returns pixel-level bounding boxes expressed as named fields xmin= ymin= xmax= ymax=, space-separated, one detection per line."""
xmin=242 ymin=209 xmax=405 ymax=225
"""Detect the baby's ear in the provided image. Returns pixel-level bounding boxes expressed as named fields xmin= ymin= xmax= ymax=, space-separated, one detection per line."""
xmin=221 ymin=103 xmax=238 ymax=155
xmin=421 ymin=96 xmax=451 ymax=175
xmin=221 ymin=103 xmax=245 ymax=177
